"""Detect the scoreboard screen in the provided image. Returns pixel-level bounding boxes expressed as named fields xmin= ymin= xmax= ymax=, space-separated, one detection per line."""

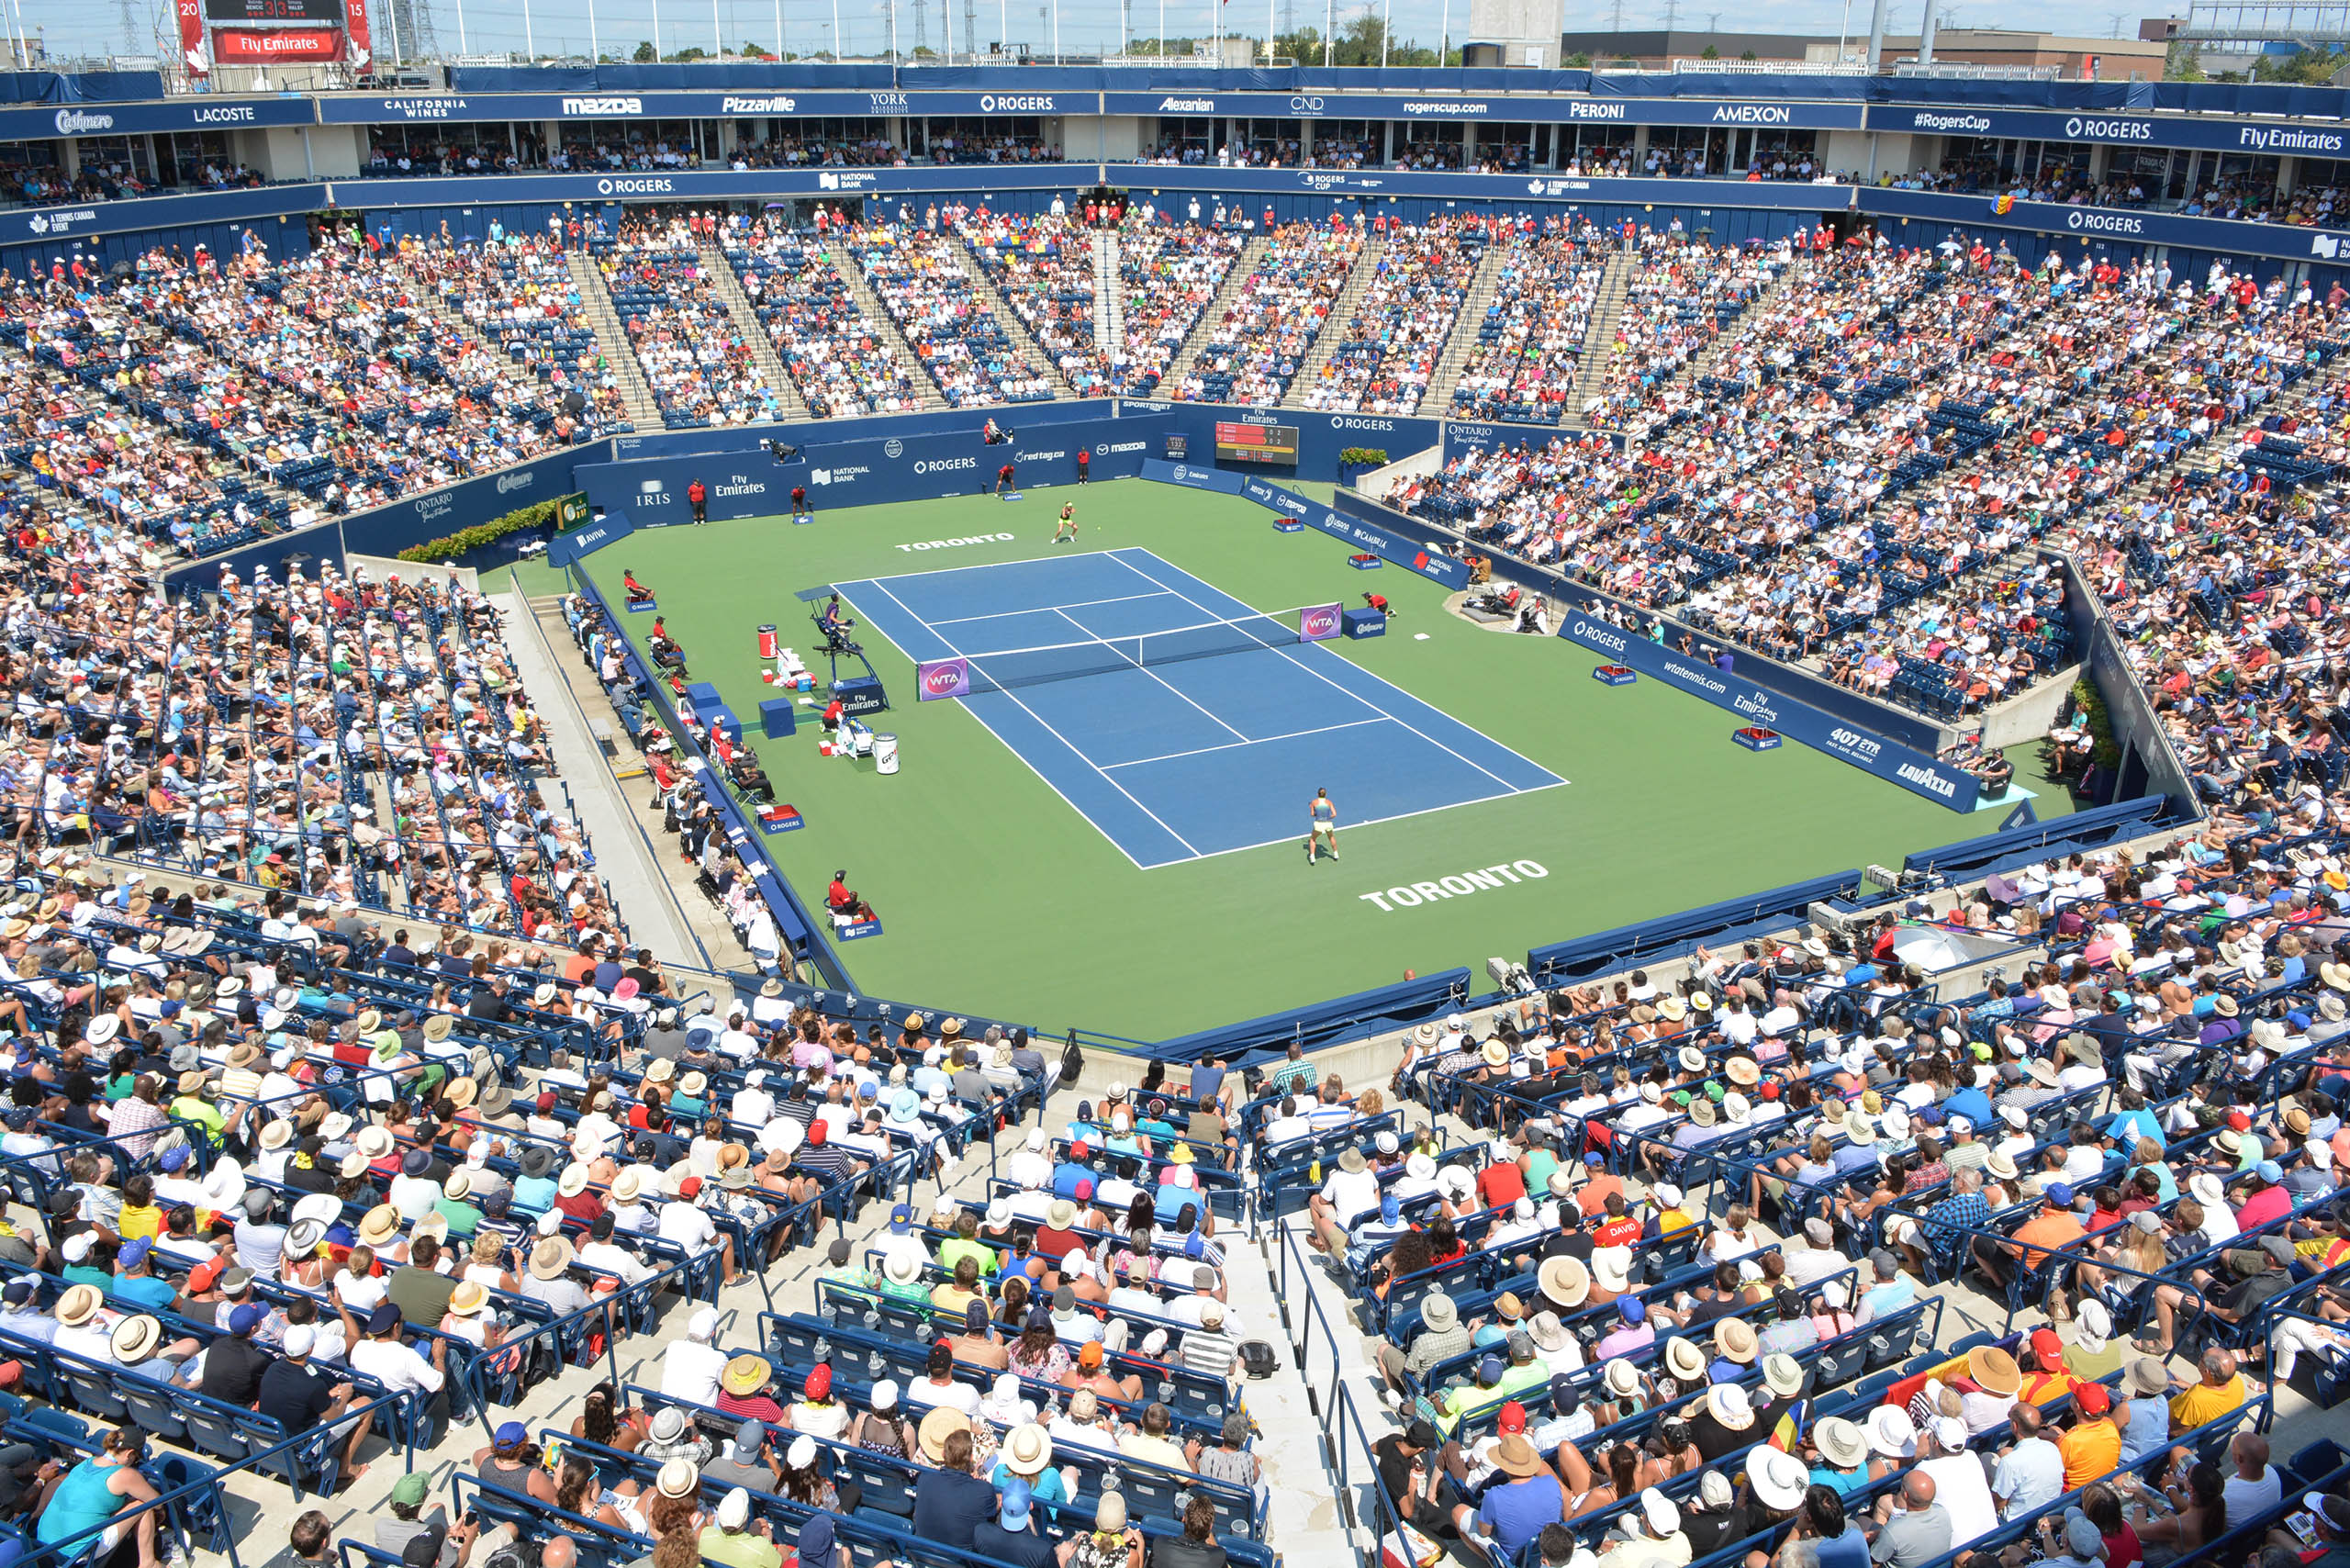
xmin=1214 ymin=420 xmax=1299 ymax=465
xmin=204 ymin=0 xmax=344 ymax=25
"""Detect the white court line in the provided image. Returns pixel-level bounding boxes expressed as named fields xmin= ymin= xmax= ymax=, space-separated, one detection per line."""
xmin=1051 ymin=605 xmax=1250 ymax=745
xmin=1102 ymin=716 xmax=1394 ymax=770
xmin=856 ymin=577 xmax=1204 ymax=862
xmin=1106 ymin=548 xmax=1562 ymax=796
xmin=1174 ymin=783 xmax=1572 ymax=866
xmin=850 ymin=547 xmax=1135 ymax=588
xmin=930 ymin=590 xmax=1175 ymax=628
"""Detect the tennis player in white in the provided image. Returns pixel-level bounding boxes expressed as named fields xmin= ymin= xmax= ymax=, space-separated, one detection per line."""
xmin=1307 ymin=788 xmax=1339 ymax=865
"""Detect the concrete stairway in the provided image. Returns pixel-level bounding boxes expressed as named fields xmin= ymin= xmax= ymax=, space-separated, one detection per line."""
xmin=1420 ymin=237 xmax=1515 ymax=416
xmin=1278 ymin=235 xmax=1382 ymax=409
xmin=1091 ymin=230 xmax=1119 ymax=355
xmin=697 ymin=240 xmax=812 ymax=422
xmin=1162 ymin=233 xmax=1270 ymax=394
xmin=832 ymin=252 xmax=950 ymax=412
xmin=563 ymin=252 xmax=666 ymax=430
xmin=956 ymin=241 xmax=1090 ymax=398
xmin=1561 ymin=249 xmax=1635 ymax=426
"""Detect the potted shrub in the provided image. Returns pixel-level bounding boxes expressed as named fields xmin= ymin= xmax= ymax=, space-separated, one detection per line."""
xmin=1337 ymin=446 xmax=1389 ymax=487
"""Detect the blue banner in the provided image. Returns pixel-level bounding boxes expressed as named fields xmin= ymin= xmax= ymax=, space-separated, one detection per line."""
xmin=1235 ymin=474 xmax=1472 ymax=591
xmin=1102 ymin=89 xmax=1863 ymax=129
xmin=0 ymin=96 xmax=313 ymax=140
xmin=0 ymin=181 xmax=323 ymax=250
xmin=607 ymin=398 xmax=1122 ymax=463
xmin=588 ymin=420 xmax=1161 ymax=526
xmin=548 ymin=510 xmax=635 ymax=567
xmin=1139 ymin=457 xmax=1244 ymax=493
xmin=1867 ymin=102 xmax=2344 ymax=156
xmin=319 ymin=88 xmax=1080 ymax=125
xmin=1556 ymin=610 xmax=1979 ymax=811
xmin=337 ymin=445 xmax=590 ymax=562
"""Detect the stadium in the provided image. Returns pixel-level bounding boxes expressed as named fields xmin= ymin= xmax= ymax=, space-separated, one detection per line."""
xmin=0 ymin=36 xmax=2347 ymax=1568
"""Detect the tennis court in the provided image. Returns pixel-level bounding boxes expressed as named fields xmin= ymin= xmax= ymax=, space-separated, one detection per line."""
xmin=835 ymin=547 xmax=1566 ymax=868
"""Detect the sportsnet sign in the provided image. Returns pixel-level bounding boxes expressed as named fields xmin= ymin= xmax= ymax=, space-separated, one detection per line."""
xmin=1556 ymin=615 xmax=1977 ymax=812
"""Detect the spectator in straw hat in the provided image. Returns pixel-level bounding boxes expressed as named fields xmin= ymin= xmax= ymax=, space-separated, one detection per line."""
xmin=1463 ymin=1431 xmax=1564 ymax=1559
xmin=912 ymin=1409 xmax=993 ymax=1550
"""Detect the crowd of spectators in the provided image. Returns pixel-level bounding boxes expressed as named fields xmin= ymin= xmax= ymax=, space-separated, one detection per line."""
xmin=1106 ymin=219 xmax=1248 ymax=398
xmin=1167 ymin=218 xmax=1363 ymax=407
xmin=1587 ymin=237 xmax=1786 ymax=430
xmin=723 ymin=218 xmax=932 ymax=418
xmin=593 ymin=216 xmax=783 ymax=427
xmin=1447 ymin=219 xmax=1606 ymax=426
xmin=1397 ymin=230 xmax=2350 ymax=720
xmin=1293 ymin=216 xmax=1486 ymax=416
xmin=847 ymin=212 xmax=1059 ymax=405
xmin=958 ymin=213 xmax=1102 ymax=397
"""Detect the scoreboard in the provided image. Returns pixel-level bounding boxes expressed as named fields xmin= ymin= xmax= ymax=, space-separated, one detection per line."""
xmin=1214 ymin=420 xmax=1299 ymax=465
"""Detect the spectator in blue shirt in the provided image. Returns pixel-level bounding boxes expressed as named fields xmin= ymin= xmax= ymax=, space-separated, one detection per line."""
xmin=1470 ymin=1436 xmax=1565 ymax=1559
xmin=108 ymin=1239 xmax=179 ymax=1313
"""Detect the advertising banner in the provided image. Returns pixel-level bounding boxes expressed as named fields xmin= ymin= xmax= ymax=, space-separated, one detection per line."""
xmin=213 ymin=28 xmax=341 ymax=60
xmin=916 ymin=658 xmax=971 ymax=700
xmin=0 ymin=97 xmax=313 ymax=141
xmin=1871 ymin=102 xmax=2342 ymax=155
xmin=586 ymin=420 xmax=1159 ymax=527
xmin=1104 ymin=89 xmax=1864 ymax=129
xmin=1556 ymin=610 xmax=1980 ymax=811
xmin=547 ymin=506 xmax=633 ymax=567
xmin=1301 ymin=603 xmax=1342 ymax=641
xmin=1139 ymin=457 xmax=1245 ymax=494
xmin=1235 ymin=474 xmax=1473 ymax=591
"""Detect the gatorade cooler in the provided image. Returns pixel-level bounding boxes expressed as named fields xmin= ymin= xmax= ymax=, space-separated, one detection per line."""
xmin=875 ymin=734 xmax=900 ymax=775
xmin=758 ymin=624 xmax=778 ymax=660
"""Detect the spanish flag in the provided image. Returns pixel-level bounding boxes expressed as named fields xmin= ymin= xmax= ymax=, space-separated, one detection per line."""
xmin=1994 ymin=193 xmax=2016 ymax=216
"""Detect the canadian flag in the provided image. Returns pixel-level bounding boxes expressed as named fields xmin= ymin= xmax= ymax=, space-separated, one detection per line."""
xmin=343 ymin=0 xmax=373 ymax=67
xmin=175 ymin=0 xmax=207 ymax=75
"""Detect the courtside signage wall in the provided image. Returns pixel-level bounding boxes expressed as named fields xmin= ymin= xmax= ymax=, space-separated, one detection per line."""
xmin=1235 ymin=474 xmax=1473 ymax=590
xmin=1558 ymin=614 xmax=1980 ymax=811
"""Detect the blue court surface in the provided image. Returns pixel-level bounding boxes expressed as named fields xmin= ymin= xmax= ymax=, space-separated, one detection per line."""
xmin=834 ymin=548 xmax=1565 ymax=868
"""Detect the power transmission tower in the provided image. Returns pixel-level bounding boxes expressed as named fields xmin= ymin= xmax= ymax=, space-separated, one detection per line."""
xmin=1280 ymin=0 xmax=1293 ymax=42
xmin=1608 ymin=0 xmax=1624 ymax=29
xmin=400 ymin=0 xmax=442 ymax=57
xmin=912 ymin=0 xmax=926 ymax=53
xmin=118 ymin=0 xmax=139 ymax=55
xmin=964 ymin=0 xmax=975 ymax=55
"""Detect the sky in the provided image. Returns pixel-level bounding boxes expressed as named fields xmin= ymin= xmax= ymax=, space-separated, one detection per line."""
xmin=24 ymin=0 xmax=2147 ymax=72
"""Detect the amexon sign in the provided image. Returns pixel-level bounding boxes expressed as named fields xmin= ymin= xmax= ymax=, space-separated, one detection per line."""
xmin=1558 ymin=614 xmax=1980 ymax=811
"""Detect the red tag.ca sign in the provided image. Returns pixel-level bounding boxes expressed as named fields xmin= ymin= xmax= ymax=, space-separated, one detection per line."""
xmin=212 ymin=25 xmax=340 ymax=57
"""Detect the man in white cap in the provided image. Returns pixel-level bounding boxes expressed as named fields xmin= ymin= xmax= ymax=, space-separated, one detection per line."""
xmin=663 ymin=1305 xmax=727 ymax=1407
xmin=698 ymin=1485 xmax=780 ymax=1568
xmin=1600 ymin=1487 xmax=1686 ymax=1568
xmin=1908 ymin=1417 xmax=1996 ymax=1549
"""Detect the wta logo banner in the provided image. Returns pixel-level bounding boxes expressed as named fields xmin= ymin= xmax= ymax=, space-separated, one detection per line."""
xmin=1300 ymin=604 xmax=1342 ymax=642
xmin=917 ymin=658 xmax=971 ymax=700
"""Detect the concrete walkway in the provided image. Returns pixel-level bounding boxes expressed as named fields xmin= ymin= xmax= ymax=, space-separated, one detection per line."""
xmin=493 ymin=587 xmax=711 ymax=969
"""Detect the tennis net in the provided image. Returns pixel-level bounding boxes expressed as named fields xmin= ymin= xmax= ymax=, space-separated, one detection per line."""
xmin=917 ymin=605 xmax=1342 ymax=700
